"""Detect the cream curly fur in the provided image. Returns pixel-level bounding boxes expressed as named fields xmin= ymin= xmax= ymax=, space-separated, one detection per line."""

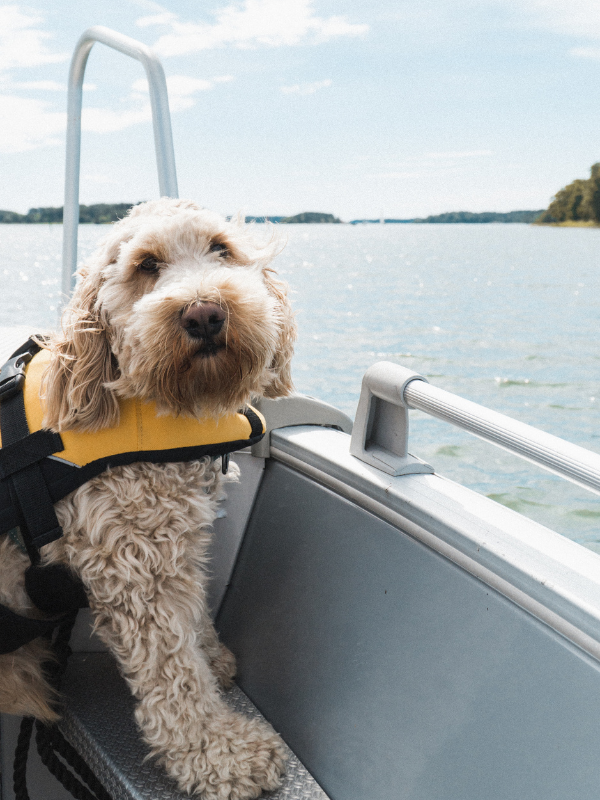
xmin=0 ymin=199 xmax=296 ymax=798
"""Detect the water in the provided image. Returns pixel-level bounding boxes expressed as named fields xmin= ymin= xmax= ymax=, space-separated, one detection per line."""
xmin=2 ymin=222 xmax=600 ymax=550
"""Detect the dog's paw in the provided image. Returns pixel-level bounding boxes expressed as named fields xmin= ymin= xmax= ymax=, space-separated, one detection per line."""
xmin=168 ymin=711 xmax=286 ymax=799
xmin=210 ymin=643 xmax=237 ymax=690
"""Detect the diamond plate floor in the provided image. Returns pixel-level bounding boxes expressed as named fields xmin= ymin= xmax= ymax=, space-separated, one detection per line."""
xmin=59 ymin=653 xmax=329 ymax=800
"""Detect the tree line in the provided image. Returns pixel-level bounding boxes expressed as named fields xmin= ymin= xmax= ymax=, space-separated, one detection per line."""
xmin=3 ymin=196 xmax=592 ymax=226
xmin=416 ymin=210 xmax=544 ymax=224
xmin=0 ymin=203 xmax=137 ymax=224
xmin=0 ymin=206 xmax=344 ymax=225
xmin=245 ymin=212 xmax=341 ymax=223
xmin=537 ymin=164 xmax=600 ymax=224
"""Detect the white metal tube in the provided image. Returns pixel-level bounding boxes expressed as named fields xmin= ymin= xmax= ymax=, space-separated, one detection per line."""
xmin=61 ymin=26 xmax=178 ymax=301
xmin=404 ymin=379 xmax=600 ymax=495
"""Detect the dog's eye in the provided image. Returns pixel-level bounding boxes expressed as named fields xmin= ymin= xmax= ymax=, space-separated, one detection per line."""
xmin=209 ymin=242 xmax=228 ymax=257
xmin=138 ymin=256 xmax=160 ymax=273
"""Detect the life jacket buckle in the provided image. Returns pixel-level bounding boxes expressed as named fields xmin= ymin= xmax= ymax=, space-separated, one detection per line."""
xmin=0 ymin=352 xmax=33 ymax=401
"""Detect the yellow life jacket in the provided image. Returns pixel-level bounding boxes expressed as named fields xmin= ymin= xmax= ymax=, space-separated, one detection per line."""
xmin=0 ymin=340 xmax=265 ymax=548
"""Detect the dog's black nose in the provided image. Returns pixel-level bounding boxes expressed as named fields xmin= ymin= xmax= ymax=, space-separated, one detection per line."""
xmin=180 ymin=302 xmax=226 ymax=340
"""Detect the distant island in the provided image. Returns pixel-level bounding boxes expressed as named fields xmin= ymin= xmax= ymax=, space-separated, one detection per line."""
xmin=414 ymin=210 xmax=545 ymax=224
xmin=350 ymin=218 xmax=416 ymax=224
xmin=0 ymin=205 xmax=551 ymax=225
xmin=245 ymin=212 xmax=341 ymax=224
xmin=536 ymin=163 xmax=600 ymax=226
xmin=0 ymin=203 xmax=137 ymax=224
xmin=0 ymin=206 xmax=345 ymax=225
xmin=247 ymin=211 xmax=544 ymax=224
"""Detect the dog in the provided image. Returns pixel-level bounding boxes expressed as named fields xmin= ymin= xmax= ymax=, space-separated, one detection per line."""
xmin=0 ymin=198 xmax=296 ymax=798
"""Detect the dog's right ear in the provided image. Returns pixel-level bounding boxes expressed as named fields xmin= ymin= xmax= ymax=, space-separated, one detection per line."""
xmin=41 ymin=266 xmax=120 ymax=433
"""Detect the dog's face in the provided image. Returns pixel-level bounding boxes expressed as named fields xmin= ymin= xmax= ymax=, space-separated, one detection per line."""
xmin=44 ymin=199 xmax=296 ymax=432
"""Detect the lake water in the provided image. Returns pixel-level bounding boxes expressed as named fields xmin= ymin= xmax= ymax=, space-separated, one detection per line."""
xmin=1 ymin=222 xmax=600 ymax=550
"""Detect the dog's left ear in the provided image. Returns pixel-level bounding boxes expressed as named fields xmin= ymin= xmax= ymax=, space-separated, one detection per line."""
xmin=41 ymin=266 xmax=120 ymax=433
xmin=262 ymin=270 xmax=297 ymax=398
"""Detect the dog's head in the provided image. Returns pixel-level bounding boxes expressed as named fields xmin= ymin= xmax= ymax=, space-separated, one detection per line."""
xmin=43 ymin=199 xmax=296 ymax=432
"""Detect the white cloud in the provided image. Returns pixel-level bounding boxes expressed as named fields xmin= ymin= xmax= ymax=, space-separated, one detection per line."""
xmin=0 ymin=67 xmax=233 ymax=150
xmin=427 ymin=149 xmax=493 ymax=158
xmin=497 ymin=0 xmax=600 ymax=41
xmin=0 ymin=0 xmax=238 ymax=154
xmin=6 ymin=79 xmax=64 ymax=91
xmin=570 ymin=46 xmax=600 ymax=59
xmin=133 ymin=74 xmax=234 ymax=96
xmin=81 ymin=104 xmax=153 ymax=134
xmin=82 ymin=173 xmax=119 ymax=185
xmin=370 ymin=171 xmax=433 ymax=179
xmin=83 ymin=73 xmax=236 ymax=135
xmin=0 ymin=7 xmax=106 ymax=151
xmin=0 ymin=5 xmax=68 ymax=71
xmin=131 ymin=0 xmax=165 ymax=8
xmin=532 ymin=0 xmax=600 ymax=40
xmin=138 ymin=0 xmax=368 ymax=57
xmin=281 ymin=78 xmax=332 ymax=95
xmin=0 ymin=94 xmax=65 ymax=152
xmin=0 ymin=80 xmax=96 ymax=91
xmin=137 ymin=11 xmax=178 ymax=27
xmin=132 ymin=73 xmax=235 ymax=112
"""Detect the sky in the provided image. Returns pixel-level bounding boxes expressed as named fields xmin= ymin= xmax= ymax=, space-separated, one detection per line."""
xmin=1 ymin=0 xmax=600 ymax=219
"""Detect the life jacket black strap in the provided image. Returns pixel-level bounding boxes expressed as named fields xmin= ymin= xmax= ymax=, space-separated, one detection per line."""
xmin=25 ymin=564 xmax=89 ymax=616
xmin=0 ymin=429 xmax=64 ymax=479
xmin=0 ymin=339 xmax=64 ymax=564
xmin=0 ymin=602 xmax=60 ymax=655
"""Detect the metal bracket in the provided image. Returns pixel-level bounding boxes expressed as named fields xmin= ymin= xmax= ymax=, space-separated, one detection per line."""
xmin=350 ymin=362 xmax=434 ymax=476
xmin=251 ymin=395 xmax=353 ymax=458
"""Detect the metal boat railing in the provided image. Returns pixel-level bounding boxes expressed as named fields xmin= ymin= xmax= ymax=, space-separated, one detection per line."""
xmin=350 ymin=361 xmax=600 ymax=495
xmin=62 ymin=26 xmax=178 ymax=300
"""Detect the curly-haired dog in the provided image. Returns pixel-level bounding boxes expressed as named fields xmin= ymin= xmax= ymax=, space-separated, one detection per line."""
xmin=0 ymin=198 xmax=296 ymax=798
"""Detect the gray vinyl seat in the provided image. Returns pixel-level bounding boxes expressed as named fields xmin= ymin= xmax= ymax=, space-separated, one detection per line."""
xmin=58 ymin=652 xmax=329 ymax=800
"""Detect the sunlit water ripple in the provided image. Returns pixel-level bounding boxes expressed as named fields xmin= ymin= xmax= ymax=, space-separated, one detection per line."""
xmin=1 ymin=222 xmax=600 ymax=550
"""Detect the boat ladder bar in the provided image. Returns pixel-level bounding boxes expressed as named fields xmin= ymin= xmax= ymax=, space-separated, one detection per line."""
xmin=62 ymin=25 xmax=178 ymax=300
xmin=351 ymin=361 xmax=600 ymax=495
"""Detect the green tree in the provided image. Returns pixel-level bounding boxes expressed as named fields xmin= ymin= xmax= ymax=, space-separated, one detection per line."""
xmin=538 ymin=163 xmax=600 ymax=223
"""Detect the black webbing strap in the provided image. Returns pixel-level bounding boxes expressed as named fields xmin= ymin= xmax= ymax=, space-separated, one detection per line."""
xmin=13 ymin=613 xmax=113 ymax=800
xmin=0 ymin=341 xmax=64 ymax=563
xmin=0 ymin=429 xmax=64 ymax=479
xmin=0 ymin=602 xmax=59 ymax=654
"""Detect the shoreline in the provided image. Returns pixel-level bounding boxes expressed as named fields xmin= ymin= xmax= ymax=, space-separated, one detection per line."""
xmin=533 ymin=220 xmax=600 ymax=228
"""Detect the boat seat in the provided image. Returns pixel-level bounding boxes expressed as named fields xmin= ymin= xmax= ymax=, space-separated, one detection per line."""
xmin=0 ymin=651 xmax=329 ymax=800
xmin=54 ymin=652 xmax=329 ymax=800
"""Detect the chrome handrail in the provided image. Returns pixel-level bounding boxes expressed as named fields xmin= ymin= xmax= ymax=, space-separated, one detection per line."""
xmin=351 ymin=361 xmax=600 ymax=495
xmin=62 ymin=26 xmax=178 ymax=301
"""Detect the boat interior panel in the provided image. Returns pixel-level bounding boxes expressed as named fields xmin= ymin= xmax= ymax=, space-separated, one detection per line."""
xmin=218 ymin=456 xmax=600 ymax=800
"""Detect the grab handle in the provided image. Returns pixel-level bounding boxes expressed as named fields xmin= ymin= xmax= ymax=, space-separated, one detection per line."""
xmin=62 ymin=26 xmax=178 ymax=300
xmin=350 ymin=362 xmax=434 ymax=476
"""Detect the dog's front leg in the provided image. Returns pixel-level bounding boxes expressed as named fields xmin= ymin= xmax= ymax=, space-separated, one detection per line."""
xmin=87 ymin=560 xmax=286 ymax=799
xmin=59 ymin=464 xmax=286 ymax=799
